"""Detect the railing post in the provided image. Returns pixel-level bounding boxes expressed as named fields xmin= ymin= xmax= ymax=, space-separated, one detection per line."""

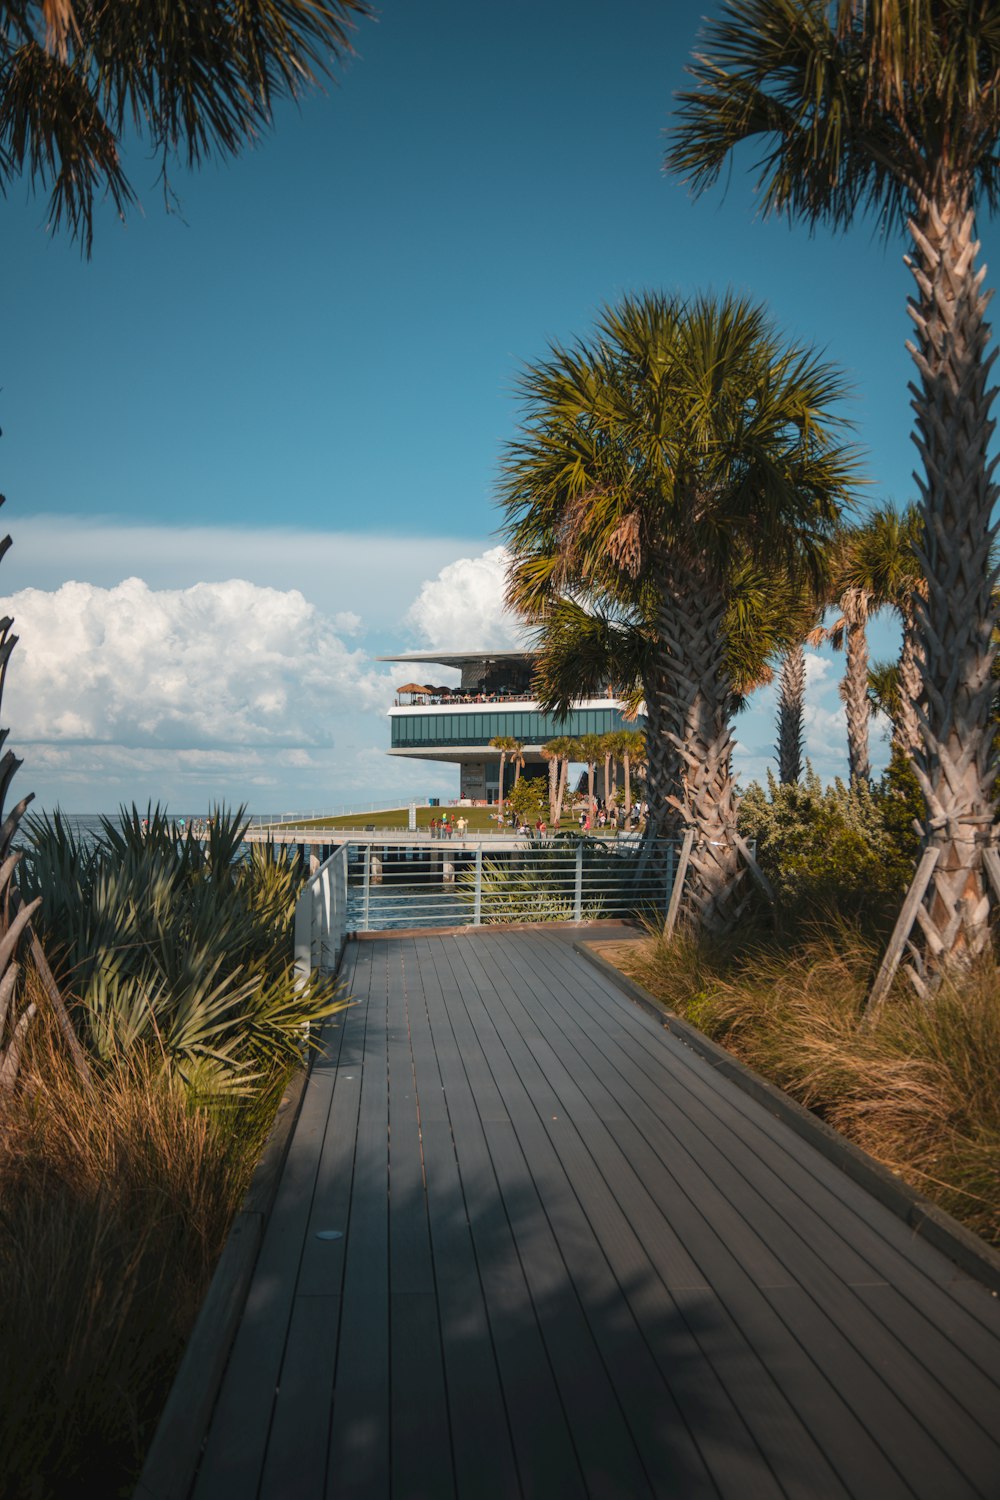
xmin=362 ymin=845 xmax=372 ymax=932
xmin=473 ymin=845 xmax=483 ymax=925
xmin=574 ymin=841 xmax=583 ymax=921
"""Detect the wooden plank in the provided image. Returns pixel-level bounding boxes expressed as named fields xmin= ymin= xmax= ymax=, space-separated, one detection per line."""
xmin=536 ymin=942 xmax=1000 ymax=1416
xmin=257 ymin=1294 xmax=341 ymax=1500
xmin=450 ymin=940 xmax=764 ymax=1499
xmin=386 ymin=945 xmax=456 ymax=1500
xmin=500 ymin=935 xmax=1000 ymax=1494
xmin=460 ymin=935 xmax=856 ymax=1500
xmin=478 ymin=936 xmax=913 ymax=1495
xmin=663 ymin=829 xmax=694 ymax=940
xmin=415 ymin=938 xmax=586 ymax=1498
xmin=134 ymin=1213 xmax=263 ymax=1500
xmin=864 ymin=846 xmax=940 ymax=1015
xmin=192 ymin=1064 xmax=338 ymax=1498
xmin=325 ymin=944 xmax=391 ymax=1500
xmin=401 ymin=940 xmax=521 ymax=1499
xmin=480 ymin=1114 xmax=656 ymax=1499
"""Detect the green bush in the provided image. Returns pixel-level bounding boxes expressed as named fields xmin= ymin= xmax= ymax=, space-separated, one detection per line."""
xmin=20 ymin=805 xmax=340 ymax=1098
xmin=738 ymin=755 xmax=922 ymax=931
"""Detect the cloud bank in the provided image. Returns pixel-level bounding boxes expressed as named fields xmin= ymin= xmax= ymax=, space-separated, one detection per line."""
xmin=1 ymin=577 xmax=390 ymax=750
xmin=405 ymin=545 xmax=527 ymax=652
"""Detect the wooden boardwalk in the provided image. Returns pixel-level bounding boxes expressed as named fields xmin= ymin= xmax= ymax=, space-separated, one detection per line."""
xmin=191 ymin=930 xmax=1000 ymax=1499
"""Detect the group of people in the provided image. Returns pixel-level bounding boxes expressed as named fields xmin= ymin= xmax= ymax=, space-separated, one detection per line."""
xmin=578 ymin=800 xmax=643 ymax=833
xmin=429 ymin=813 xmax=468 ymax=839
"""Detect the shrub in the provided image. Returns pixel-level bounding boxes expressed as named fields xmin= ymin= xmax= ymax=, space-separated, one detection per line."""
xmin=738 ymin=757 xmax=921 ymax=931
xmin=19 ymin=805 xmax=340 ymax=1096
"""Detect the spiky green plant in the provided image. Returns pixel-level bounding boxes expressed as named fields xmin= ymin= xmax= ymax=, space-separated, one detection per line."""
xmin=20 ymin=804 xmax=340 ymax=1097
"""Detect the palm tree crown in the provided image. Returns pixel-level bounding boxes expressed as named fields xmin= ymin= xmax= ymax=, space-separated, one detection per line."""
xmin=0 ymin=0 xmax=371 ymax=251
xmin=502 ymin=289 xmax=857 ymax=930
xmin=667 ymin=0 xmax=1000 ymax=234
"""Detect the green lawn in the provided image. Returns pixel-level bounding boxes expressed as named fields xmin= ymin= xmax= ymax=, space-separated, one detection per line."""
xmin=269 ymin=806 xmax=637 ymax=834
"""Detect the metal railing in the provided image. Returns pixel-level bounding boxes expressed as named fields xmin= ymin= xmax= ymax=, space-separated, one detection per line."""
xmin=254 ymin=799 xmax=432 ymax=835
xmin=337 ymin=836 xmax=682 ymax=934
xmin=294 ymin=844 xmax=350 ymax=982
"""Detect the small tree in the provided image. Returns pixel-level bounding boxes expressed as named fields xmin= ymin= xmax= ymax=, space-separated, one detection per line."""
xmin=506 ymin=777 xmax=548 ymax=828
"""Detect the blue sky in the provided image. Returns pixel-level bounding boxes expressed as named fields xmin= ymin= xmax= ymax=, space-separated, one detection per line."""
xmin=3 ymin=0 xmax=993 ymax=812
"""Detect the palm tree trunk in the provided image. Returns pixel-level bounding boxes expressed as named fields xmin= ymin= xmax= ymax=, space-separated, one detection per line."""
xmin=547 ymin=755 xmax=558 ymax=824
xmin=905 ymin=193 xmax=999 ymax=977
xmin=897 ymin=608 xmax=924 ymax=757
xmin=642 ymin=659 xmax=685 ymax=841
xmin=776 ymin=642 xmax=805 ymax=784
xmin=842 ymin=590 xmax=871 ymax=785
xmin=555 ymin=756 xmax=569 ymax=826
xmin=497 ymin=752 xmax=506 ymax=823
xmin=623 ymin=754 xmax=632 ymax=818
xmin=652 ymin=554 xmax=747 ymax=932
xmin=587 ymin=761 xmax=595 ymax=821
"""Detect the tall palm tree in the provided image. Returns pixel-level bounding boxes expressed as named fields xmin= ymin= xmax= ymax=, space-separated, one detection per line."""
xmin=666 ymin=0 xmax=1000 ymax=969
xmin=615 ymin=729 xmax=646 ymax=821
xmin=540 ymin=740 xmax=561 ymax=825
xmin=489 ymin=735 xmax=520 ymax=824
xmin=825 ymin=506 xmax=926 ymax=780
xmin=577 ymin=734 xmax=604 ymax=824
xmin=0 ymin=0 xmax=371 ymax=253
xmin=542 ymin=734 xmax=579 ymax=827
xmin=509 ymin=741 xmax=526 ymax=790
xmin=829 ymin=585 xmax=874 ymax=786
xmin=503 ymin=292 xmax=856 ymax=931
xmin=776 ymin=642 xmax=807 ymax=786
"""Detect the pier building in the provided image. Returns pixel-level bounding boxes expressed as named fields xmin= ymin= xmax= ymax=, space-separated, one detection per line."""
xmin=378 ymin=649 xmax=640 ymax=802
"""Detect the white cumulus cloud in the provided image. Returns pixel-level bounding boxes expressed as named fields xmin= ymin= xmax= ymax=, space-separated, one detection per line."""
xmin=405 ymin=545 xmax=528 ymax=651
xmin=0 ymin=577 xmax=392 ymax=751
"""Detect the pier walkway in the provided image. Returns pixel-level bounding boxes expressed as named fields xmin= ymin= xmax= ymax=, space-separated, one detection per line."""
xmin=189 ymin=929 xmax=1000 ymax=1499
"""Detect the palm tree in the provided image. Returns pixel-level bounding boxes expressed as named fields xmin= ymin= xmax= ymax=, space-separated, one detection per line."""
xmin=829 ymin=586 xmax=874 ymax=786
xmin=489 ymin=736 xmax=520 ymax=824
xmin=540 ymin=741 xmax=561 ymax=825
xmin=542 ymin=734 xmax=579 ymax=827
xmin=0 ymin=0 xmax=371 ymax=253
xmin=852 ymin=505 xmax=925 ymax=758
xmin=503 ymin=293 xmax=856 ymax=931
xmin=599 ymin=731 xmax=618 ymax=813
xmin=577 ymin=734 xmax=604 ymax=825
xmin=618 ymin=729 xmax=646 ymax=821
xmin=509 ymin=741 xmax=526 ymax=790
xmin=776 ymin=642 xmax=807 ymax=786
xmin=666 ymin=1 xmax=1000 ymax=970
xmin=822 ymin=506 xmax=925 ymax=780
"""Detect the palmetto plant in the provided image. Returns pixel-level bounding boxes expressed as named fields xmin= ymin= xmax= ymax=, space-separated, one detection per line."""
xmin=0 ymin=0 xmax=371 ymax=253
xmin=667 ymin=0 xmax=1000 ymax=974
xmin=20 ymin=806 xmax=340 ymax=1097
xmin=503 ymin=294 xmax=856 ymax=931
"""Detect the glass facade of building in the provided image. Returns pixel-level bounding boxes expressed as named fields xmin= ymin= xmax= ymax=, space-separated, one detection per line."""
xmin=391 ymin=706 xmax=637 ymax=749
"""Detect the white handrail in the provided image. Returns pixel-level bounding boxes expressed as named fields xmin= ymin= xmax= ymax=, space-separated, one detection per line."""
xmin=294 ymin=844 xmax=350 ymax=984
